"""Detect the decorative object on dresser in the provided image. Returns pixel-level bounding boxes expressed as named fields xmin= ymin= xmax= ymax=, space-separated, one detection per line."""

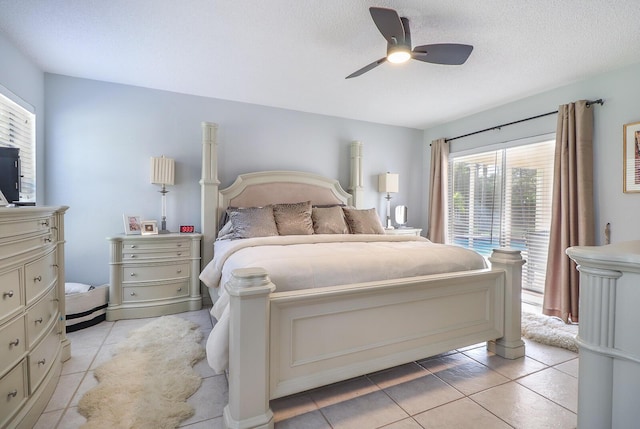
xmin=106 ymin=233 xmax=202 ymax=321
xmin=0 ymin=206 xmax=70 ymax=429
xmin=150 ymin=155 xmax=175 ymax=233
xmin=123 ymin=214 xmax=142 ymax=235
xmin=378 ymin=172 xmax=399 ymax=229
xmin=78 ymin=316 xmax=204 ymax=428
xmin=140 ymin=220 xmax=158 ymax=235
xmin=395 ymin=205 xmax=407 ymax=227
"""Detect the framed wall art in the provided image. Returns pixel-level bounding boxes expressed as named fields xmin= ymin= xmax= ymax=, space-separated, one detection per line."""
xmin=123 ymin=214 xmax=142 ymax=235
xmin=623 ymin=121 xmax=640 ymax=193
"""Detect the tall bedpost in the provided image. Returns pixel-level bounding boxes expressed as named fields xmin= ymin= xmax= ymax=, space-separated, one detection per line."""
xmin=201 ymin=122 xmax=219 ymax=304
xmin=224 ymin=268 xmax=276 ymax=429
xmin=487 ymin=248 xmax=526 ymax=359
xmin=349 ymin=141 xmax=364 ymax=208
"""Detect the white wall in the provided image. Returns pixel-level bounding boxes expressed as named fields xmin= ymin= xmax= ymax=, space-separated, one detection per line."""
xmin=43 ymin=74 xmax=424 ymax=286
xmin=422 ymin=62 xmax=640 ymax=246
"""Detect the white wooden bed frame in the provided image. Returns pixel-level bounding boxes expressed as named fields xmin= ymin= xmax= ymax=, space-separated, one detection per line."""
xmin=199 ymin=122 xmax=525 ymax=429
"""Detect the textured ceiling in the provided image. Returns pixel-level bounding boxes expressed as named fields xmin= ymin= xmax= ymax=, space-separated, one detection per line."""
xmin=1 ymin=0 xmax=640 ymax=129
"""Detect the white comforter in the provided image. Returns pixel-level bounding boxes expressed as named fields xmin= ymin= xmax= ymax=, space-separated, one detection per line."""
xmin=200 ymin=234 xmax=487 ymax=372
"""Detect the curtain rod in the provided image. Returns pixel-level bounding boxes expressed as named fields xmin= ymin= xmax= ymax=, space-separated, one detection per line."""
xmin=442 ymin=99 xmax=604 ymax=143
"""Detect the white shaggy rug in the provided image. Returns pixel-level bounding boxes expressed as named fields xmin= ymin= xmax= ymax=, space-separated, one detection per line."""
xmin=78 ymin=316 xmax=206 ymax=429
xmin=521 ymin=311 xmax=579 ymax=353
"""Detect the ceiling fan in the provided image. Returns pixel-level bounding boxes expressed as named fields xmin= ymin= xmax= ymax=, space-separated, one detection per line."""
xmin=346 ymin=7 xmax=473 ymax=79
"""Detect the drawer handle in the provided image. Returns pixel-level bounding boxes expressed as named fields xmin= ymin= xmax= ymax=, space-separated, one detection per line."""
xmin=41 ymin=219 xmax=50 ymax=227
xmin=9 ymin=338 xmax=19 ymax=347
xmin=130 ymin=273 xmax=137 ymax=277
xmin=130 ymin=292 xmax=136 ymax=296
xmin=177 ymin=244 xmax=183 ymax=247
xmin=177 ymin=269 xmax=182 ymax=274
xmin=38 ymin=359 xmax=46 ymax=366
xmin=35 ymin=317 xmax=43 ymax=324
xmin=3 ymin=290 xmax=14 ymax=298
xmin=177 ymin=252 xmax=182 ymax=256
xmin=131 ymin=245 xmax=137 ymax=248
xmin=34 ymin=275 xmax=42 ymax=282
xmin=130 ymin=255 xmax=137 ymax=259
xmin=44 ymin=237 xmax=52 ymax=243
xmin=177 ymin=287 xmax=182 ymax=292
xmin=8 ymin=390 xmax=17 ymax=399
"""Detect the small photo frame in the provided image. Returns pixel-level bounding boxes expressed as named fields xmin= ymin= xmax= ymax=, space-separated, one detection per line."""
xmin=123 ymin=215 xmax=142 ymax=235
xmin=623 ymin=121 xmax=640 ymax=193
xmin=141 ymin=220 xmax=158 ymax=235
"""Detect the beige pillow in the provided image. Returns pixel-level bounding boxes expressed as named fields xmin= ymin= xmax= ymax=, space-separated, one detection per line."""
xmin=228 ymin=206 xmax=278 ymax=239
xmin=272 ymin=201 xmax=314 ymax=235
xmin=342 ymin=207 xmax=385 ymax=234
xmin=312 ymin=206 xmax=349 ymax=234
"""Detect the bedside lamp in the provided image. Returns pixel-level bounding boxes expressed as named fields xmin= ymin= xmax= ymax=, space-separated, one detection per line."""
xmin=378 ymin=172 xmax=399 ymax=230
xmin=150 ymin=155 xmax=175 ymax=234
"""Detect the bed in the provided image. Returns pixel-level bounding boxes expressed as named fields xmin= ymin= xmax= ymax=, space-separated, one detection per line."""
xmin=198 ymin=122 xmax=525 ymax=429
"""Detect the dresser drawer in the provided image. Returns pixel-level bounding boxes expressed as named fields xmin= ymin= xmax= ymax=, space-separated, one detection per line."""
xmin=28 ymin=327 xmax=60 ymax=393
xmin=24 ymin=249 xmax=57 ymax=304
xmin=122 ymin=262 xmax=190 ymax=283
xmin=123 ymin=280 xmax=190 ymax=303
xmin=0 ymin=216 xmax=51 ymax=240
xmin=0 ymin=361 xmax=27 ymax=428
xmin=0 ymin=315 xmax=26 ymax=375
xmin=27 ymin=286 xmax=58 ymax=348
xmin=0 ymin=268 xmax=23 ymax=322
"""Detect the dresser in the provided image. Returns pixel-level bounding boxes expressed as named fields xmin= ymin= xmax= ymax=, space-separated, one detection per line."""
xmin=0 ymin=206 xmax=70 ymax=429
xmin=106 ymin=233 xmax=202 ymax=320
xmin=384 ymin=227 xmax=422 ymax=236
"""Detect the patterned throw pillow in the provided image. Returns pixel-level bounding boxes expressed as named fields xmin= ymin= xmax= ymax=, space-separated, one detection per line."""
xmin=311 ymin=206 xmax=349 ymax=234
xmin=227 ymin=206 xmax=279 ymax=239
xmin=272 ymin=201 xmax=314 ymax=235
xmin=342 ymin=207 xmax=385 ymax=234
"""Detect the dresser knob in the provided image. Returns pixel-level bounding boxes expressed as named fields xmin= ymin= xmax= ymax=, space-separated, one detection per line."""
xmin=7 ymin=390 xmax=17 ymax=399
xmin=131 ymin=245 xmax=137 ymax=248
xmin=37 ymin=359 xmax=46 ymax=366
xmin=9 ymin=338 xmax=19 ymax=347
xmin=34 ymin=275 xmax=42 ymax=282
xmin=177 ymin=243 xmax=183 ymax=247
xmin=130 ymin=255 xmax=137 ymax=259
xmin=41 ymin=219 xmax=50 ymax=226
xmin=177 ymin=269 xmax=182 ymax=274
xmin=177 ymin=252 xmax=182 ymax=256
xmin=130 ymin=292 xmax=136 ymax=296
xmin=35 ymin=317 xmax=43 ymax=324
xmin=44 ymin=237 xmax=52 ymax=243
xmin=130 ymin=273 xmax=136 ymax=277
xmin=3 ymin=290 xmax=14 ymax=298
xmin=177 ymin=287 xmax=182 ymax=292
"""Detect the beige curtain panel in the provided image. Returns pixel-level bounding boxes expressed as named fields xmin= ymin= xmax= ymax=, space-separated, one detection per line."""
xmin=543 ymin=100 xmax=595 ymax=323
xmin=427 ymin=138 xmax=448 ymax=243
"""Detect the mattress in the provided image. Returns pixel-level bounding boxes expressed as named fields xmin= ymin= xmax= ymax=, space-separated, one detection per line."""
xmin=65 ymin=283 xmax=109 ymax=332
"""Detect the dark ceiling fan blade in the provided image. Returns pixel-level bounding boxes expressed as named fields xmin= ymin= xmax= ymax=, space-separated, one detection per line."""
xmin=346 ymin=57 xmax=387 ymax=79
xmin=369 ymin=7 xmax=405 ymax=45
xmin=412 ymin=44 xmax=474 ymax=65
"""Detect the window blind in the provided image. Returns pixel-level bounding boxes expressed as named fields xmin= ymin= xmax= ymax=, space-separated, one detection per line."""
xmin=448 ymin=138 xmax=555 ymax=294
xmin=0 ymin=93 xmax=35 ymax=201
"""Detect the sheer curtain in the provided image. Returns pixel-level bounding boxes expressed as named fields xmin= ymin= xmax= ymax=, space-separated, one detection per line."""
xmin=427 ymin=138 xmax=448 ymax=243
xmin=543 ymin=100 xmax=595 ymax=323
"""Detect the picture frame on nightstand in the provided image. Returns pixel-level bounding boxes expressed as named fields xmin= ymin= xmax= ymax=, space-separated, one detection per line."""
xmin=123 ymin=214 xmax=142 ymax=235
xmin=141 ymin=220 xmax=158 ymax=235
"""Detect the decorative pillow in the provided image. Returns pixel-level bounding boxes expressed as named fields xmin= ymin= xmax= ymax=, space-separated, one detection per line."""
xmin=216 ymin=221 xmax=235 ymax=240
xmin=272 ymin=201 xmax=314 ymax=235
xmin=342 ymin=207 xmax=385 ymax=234
xmin=312 ymin=206 xmax=349 ymax=234
xmin=227 ymin=206 xmax=279 ymax=239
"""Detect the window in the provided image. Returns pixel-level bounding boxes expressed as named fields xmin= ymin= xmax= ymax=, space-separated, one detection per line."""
xmin=0 ymin=90 xmax=36 ymax=202
xmin=448 ymin=136 xmax=555 ymax=294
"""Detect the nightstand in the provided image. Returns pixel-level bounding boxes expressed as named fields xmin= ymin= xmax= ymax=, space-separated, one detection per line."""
xmin=384 ymin=227 xmax=422 ymax=236
xmin=106 ymin=233 xmax=202 ymax=321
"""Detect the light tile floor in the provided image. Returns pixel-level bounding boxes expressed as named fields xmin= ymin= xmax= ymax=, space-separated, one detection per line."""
xmin=35 ymin=307 xmax=578 ymax=429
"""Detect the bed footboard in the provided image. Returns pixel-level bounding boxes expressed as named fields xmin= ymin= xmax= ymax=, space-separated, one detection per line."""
xmin=223 ymin=248 xmax=524 ymax=429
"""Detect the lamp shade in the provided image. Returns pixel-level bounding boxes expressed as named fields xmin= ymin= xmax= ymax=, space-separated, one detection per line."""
xmin=378 ymin=173 xmax=399 ymax=193
xmin=150 ymin=156 xmax=175 ymax=186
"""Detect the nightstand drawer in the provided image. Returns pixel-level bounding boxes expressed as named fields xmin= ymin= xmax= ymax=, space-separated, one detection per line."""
xmin=123 ymin=248 xmax=191 ymax=261
xmin=0 ymin=361 xmax=27 ymax=427
xmin=122 ymin=240 xmax=190 ymax=252
xmin=24 ymin=249 xmax=57 ymax=305
xmin=27 ymin=286 xmax=58 ymax=348
xmin=122 ymin=262 xmax=190 ymax=283
xmin=28 ymin=327 xmax=60 ymax=393
xmin=0 ymin=315 xmax=26 ymax=374
xmin=0 ymin=269 xmax=23 ymax=322
xmin=123 ymin=280 xmax=190 ymax=303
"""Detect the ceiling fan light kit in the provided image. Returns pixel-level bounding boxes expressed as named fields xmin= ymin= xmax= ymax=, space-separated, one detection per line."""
xmin=346 ymin=7 xmax=473 ymax=78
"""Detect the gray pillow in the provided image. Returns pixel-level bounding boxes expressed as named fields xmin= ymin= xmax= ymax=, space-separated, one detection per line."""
xmin=228 ymin=206 xmax=279 ymax=239
xmin=342 ymin=207 xmax=385 ymax=234
xmin=273 ymin=201 xmax=314 ymax=235
xmin=216 ymin=221 xmax=235 ymax=240
xmin=312 ymin=206 xmax=349 ymax=234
